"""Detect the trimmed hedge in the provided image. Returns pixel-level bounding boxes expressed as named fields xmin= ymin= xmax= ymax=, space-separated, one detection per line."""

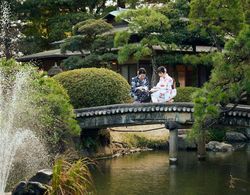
xmin=174 ymin=87 xmax=199 ymax=102
xmin=54 ymin=68 xmax=132 ymax=108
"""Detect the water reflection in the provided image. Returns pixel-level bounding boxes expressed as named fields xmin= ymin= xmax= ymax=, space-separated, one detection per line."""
xmin=93 ymin=146 xmax=250 ymax=195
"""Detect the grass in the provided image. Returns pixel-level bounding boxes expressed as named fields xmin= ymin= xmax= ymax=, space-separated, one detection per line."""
xmin=111 ymin=125 xmax=169 ymax=149
xmin=46 ymin=158 xmax=95 ymax=195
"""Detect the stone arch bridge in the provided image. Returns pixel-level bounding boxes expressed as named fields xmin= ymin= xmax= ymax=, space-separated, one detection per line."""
xmin=75 ymin=102 xmax=250 ymax=163
xmin=75 ymin=103 xmax=250 ymax=129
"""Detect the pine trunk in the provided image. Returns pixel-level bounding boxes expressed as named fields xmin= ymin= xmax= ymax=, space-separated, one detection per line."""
xmin=151 ymin=55 xmax=158 ymax=87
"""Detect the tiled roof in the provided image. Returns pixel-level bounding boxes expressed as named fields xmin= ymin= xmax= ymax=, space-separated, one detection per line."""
xmin=104 ymin=8 xmax=128 ymax=17
xmin=16 ymin=49 xmax=89 ymax=61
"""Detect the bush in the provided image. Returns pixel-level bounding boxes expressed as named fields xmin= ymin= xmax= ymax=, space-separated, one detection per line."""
xmin=37 ymin=77 xmax=81 ymax=151
xmin=174 ymin=87 xmax=199 ymax=102
xmin=54 ymin=68 xmax=132 ymax=108
xmin=207 ymin=128 xmax=226 ymax=142
xmin=0 ymin=59 xmax=80 ymax=153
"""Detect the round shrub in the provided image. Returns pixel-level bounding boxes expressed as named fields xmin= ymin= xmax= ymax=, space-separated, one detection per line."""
xmin=174 ymin=87 xmax=199 ymax=102
xmin=54 ymin=68 xmax=132 ymax=108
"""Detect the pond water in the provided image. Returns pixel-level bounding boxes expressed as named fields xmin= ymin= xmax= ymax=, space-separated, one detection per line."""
xmin=92 ymin=144 xmax=250 ymax=195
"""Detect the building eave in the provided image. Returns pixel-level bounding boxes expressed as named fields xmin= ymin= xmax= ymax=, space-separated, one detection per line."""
xmin=16 ymin=49 xmax=89 ymax=62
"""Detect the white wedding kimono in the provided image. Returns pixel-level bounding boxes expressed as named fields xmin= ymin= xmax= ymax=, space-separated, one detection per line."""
xmin=151 ymin=74 xmax=176 ymax=103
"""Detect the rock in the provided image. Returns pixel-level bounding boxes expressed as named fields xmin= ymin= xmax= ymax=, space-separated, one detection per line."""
xmin=206 ymin=141 xmax=234 ymax=152
xmin=12 ymin=181 xmax=47 ymax=195
xmin=178 ymin=134 xmax=197 ymax=150
xmin=29 ymin=169 xmax=53 ymax=184
xmin=112 ymin=153 xmax=122 ymax=158
xmin=12 ymin=181 xmax=26 ymax=195
xmin=232 ymin=143 xmax=246 ymax=150
xmin=244 ymin=128 xmax=250 ymax=139
xmin=12 ymin=169 xmax=53 ymax=195
xmin=225 ymin=132 xmax=248 ymax=142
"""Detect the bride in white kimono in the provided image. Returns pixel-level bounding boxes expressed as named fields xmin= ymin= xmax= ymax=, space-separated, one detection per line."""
xmin=150 ymin=66 xmax=176 ymax=103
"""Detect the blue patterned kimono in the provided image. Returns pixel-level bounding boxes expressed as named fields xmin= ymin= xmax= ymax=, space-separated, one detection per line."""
xmin=131 ymin=76 xmax=150 ymax=103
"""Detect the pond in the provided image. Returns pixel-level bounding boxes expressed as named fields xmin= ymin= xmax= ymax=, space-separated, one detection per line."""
xmin=92 ymin=144 xmax=250 ymax=195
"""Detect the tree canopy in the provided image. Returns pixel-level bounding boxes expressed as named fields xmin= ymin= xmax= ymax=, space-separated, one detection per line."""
xmin=115 ymin=7 xmax=171 ymax=86
xmin=189 ymin=0 xmax=246 ymax=50
xmin=60 ymin=19 xmax=116 ymax=69
xmin=191 ymin=24 xmax=250 ymax=138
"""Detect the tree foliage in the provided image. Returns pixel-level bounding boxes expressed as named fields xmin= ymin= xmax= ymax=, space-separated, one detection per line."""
xmin=61 ymin=19 xmax=116 ymax=70
xmin=159 ymin=0 xmax=213 ymax=48
xmin=115 ymin=7 xmax=171 ymax=86
xmin=183 ymin=53 xmax=214 ymax=67
xmin=14 ymin=0 xmax=94 ymax=54
xmin=13 ymin=0 xmax=170 ymax=54
xmin=189 ymin=0 xmax=246 ymax=50
xmin=191 ymin=25 xmax=250 ymax=137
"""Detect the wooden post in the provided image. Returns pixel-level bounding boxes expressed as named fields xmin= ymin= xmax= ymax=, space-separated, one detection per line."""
xmin=165 ymin=121 xmax=179 ymax=165
xmin=197 ymin=130 xmax=206 ymax=161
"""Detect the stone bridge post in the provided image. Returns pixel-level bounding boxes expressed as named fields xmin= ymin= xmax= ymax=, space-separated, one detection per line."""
xmin=197 ymin=130 xmax=206 ymax=160
xmin=165 ymin=121 xmax=179 ymax=165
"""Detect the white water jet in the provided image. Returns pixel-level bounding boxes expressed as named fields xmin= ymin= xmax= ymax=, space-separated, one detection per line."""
xmin=0 ymin=70 xmax=48 ymax=195
xmin=0 ymin=1 xmax=24 ymax=58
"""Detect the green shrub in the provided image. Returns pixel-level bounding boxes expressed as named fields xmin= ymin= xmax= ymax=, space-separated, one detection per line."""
xmin=0 ymin=59 xmax=80 ymax=153
xmin=37 ymin=77 xmax=81 ymax=151
xmin=174 ymin=87 xmax=199 ymax=102
xmin=207 ymin=128 xmax=226 ymax=142
xmin=54 ymin=68 xmax=132 ymax=108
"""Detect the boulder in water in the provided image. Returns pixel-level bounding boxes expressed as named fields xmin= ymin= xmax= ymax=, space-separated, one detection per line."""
xmin=206 ymin=141 xmax=234 ymax=152
xmin=28 ymin=169 xmax=53 ymax=184
xmin=225 ymin=132 xmax=248 ymax=142
xmin=12 ymin=181 xmax=48 ymax=195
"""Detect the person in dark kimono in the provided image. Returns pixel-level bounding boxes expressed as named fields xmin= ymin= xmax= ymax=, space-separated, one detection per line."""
xmin=131 ymin=68 xmax=150 ymax=103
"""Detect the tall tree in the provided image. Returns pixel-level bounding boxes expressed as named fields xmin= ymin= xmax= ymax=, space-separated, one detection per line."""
xmin=114 ymin=8 xmax=171 ymax=86
xmin=60 ymin=19 xmax=116 ymax=69
xmin=191 ymin=24 xmax=250 ymax=139
xmin=189 ymin=0 xmax=245 ymax=50
xmin=158 ymin=0 xmax=215 ymax=54
xmin=16 ymin=0 xmax=93 ymax=54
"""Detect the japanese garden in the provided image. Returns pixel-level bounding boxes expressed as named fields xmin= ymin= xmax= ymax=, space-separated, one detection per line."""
xmin=0 ymin=0 xmax=249 ymax=195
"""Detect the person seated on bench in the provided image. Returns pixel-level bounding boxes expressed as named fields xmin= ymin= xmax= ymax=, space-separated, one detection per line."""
xmin=131 ymin=68 xmax=151 ymax=103
xmin=150 ymin=66 xmax=176 ymax=103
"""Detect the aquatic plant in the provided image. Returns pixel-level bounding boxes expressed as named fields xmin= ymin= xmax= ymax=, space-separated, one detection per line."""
xmin=46 ymin=158 xmax=95 ymax=195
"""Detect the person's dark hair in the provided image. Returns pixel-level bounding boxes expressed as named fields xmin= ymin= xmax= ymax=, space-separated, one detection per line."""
xmin=138 ymin=68 xmax=146 ymax=75
xmin=157 ymin=66 xmax=167 ymax=73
